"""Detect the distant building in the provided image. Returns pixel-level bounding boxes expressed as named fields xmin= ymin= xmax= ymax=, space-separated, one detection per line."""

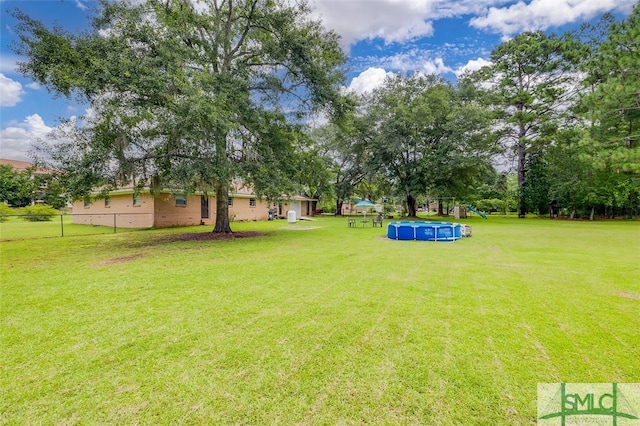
xmin=0 ymin=158 xmax=49 ymax=175
xmin=0 ymin=158 xmax=51 ymax=205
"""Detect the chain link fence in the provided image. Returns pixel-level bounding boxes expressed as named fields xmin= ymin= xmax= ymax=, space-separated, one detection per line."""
xmin=0 ymin=213 xmax=153 ymax=241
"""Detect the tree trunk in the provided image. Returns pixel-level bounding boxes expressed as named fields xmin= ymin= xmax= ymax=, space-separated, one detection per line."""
xmin=213 ymin=180 xmax=232 ymax=233
xmin=517 ymin=138 xmax=527 ymax=218
xmin=589 ymin=206 xmax=594 ymax=221
xmin=335 ymin=200 xmax=343 ymax=216
xmin=406 ymin=194 xmax=417 ymax=217
xmin=437 ymin=199 xmax=444 ymax=216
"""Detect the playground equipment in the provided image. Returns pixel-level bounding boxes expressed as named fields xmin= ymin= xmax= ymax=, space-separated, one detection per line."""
xmin=466 ymin=205 xmax=488 ymax=219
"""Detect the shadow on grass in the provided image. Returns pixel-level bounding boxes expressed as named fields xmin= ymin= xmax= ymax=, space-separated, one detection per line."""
xmin=128 ymin=230 xmax=270 ymax=247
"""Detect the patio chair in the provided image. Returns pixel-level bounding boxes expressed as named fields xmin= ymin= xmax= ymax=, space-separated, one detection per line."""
xmin=372 ymin=214 xmax=383 ymax=227
xmin=348 ymin=217 xmax=357 ymax=228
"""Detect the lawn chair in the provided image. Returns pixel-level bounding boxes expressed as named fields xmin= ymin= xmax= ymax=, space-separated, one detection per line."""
xmin=347 ymin=217 xmax=357 ymax=228
xmin=372 ymin=214 xmax=384 ymax=228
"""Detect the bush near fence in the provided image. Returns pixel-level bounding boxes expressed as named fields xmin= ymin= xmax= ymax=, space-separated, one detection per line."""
xmin=20 ymin=205 xmax=59 ymax=221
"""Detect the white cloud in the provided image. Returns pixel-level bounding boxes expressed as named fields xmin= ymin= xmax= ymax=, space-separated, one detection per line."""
xmin=455 ymin=57 xmax=492 ymax=76
xmin=75 ymin=0 xmax=89 ymax=11
xmin=311 ymin=0 xmax=635 ymax=49
xmin=470 ymin=0 xmax=637 ymax=36
xmin=346 ymin=67 xmax=394 ymax=95
xmin=354 ymin=49 xmax=458 ymax=76
xmin=312 ymin=0 xmax=437 ymax=47
xmin=422 ymin=58 xmax=453 ymax=75
xmin=387 ymin=50 xmax=430 ymax=72
xmin=0 ymin=114 xmax=53 ymax=161
xmin=311 ymin=0 xmax=518 ymax=48
xmin=0 ymin=73 xmax=24 ymax=106
xmin=26 ymin=82 xmax=41 ymax=90
xmin=0 ymin=54 xmax=19 ymax=74
xmin=431 ymin=0 xmax=515 ymax=18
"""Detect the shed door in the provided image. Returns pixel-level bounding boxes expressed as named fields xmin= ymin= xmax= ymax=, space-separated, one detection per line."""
xmin=201 ymin=196 xmax=209 ymax=219
xmin=290 ymin=201 xmax=302 ymax=218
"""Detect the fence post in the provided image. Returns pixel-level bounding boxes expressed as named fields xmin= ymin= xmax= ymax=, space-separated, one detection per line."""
xmin=113 ymin=214 xmax=117 ymax=234
xmin=60 ymin=214 xmax=64 ymax=237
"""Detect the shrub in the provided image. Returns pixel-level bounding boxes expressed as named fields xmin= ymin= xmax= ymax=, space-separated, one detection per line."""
xmin=0 ymin=203 xmax=14 ymax=222
xmin=317 ymin=200 xmax=336 ymax=214
xmin=473 ymin=198 xmax=518 ymax=214
xmin=473 ymin=199 xmax=502 ymax=213
xmin=20 ymin=204 xmax=59 ymax=222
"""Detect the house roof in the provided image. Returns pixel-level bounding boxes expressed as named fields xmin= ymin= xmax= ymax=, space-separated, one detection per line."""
xmin=92 ymin=186 xmax=317 ymax=201
xmin=86 ymin=177 xmax=317 ymax=201
xmin=0 ymin=158 xmax=49 ymax=174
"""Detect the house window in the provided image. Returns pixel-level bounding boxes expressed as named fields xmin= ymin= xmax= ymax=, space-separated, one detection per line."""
xmin=227 ymin=197 xmax=233 ymax=206
xmin=105 ymin=197 xmax=111 ymax=208
xmin=175 ymin=194 xmax=187 ymax=207
xmin=249 ymin=198 xmax=256 ymax=207
xmin=84 ymin=196 xmax=91 ymax=208
xmin=133 ymin=194 xmax=141 ymax=207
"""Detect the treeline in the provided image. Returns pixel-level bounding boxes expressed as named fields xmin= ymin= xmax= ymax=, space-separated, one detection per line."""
xmin=310 ymin=4 xmax=639 ymax=219
xmin=10 ymin=0 xmax=639 ymax=230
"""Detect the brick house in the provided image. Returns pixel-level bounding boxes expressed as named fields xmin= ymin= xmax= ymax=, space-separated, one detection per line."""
xmin=72 ymin=183 xmax=316 ymax=228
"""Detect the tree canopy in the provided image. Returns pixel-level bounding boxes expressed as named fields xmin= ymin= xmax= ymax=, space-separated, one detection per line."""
xmin=470 ymin=31 xmax=586 ymax=217
xmin=13 ymin=0 xmax=347 ymax=232
xmin=355 ymin=73 xmax=496 ymax=216
xmin=0 ymin=164 xmax=68 ymax=209
xmin=11 ymin=1 xmax=639 ymax=222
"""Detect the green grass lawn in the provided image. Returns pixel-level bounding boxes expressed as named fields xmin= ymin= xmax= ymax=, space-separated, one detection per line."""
xmin=1 ymin=216 xmax=639 ymax=424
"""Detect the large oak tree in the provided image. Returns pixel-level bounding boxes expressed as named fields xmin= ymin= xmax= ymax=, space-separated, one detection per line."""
xmin=13 ymin=0 xmax=347 ymax=232
xmin=357 ymin=73 xmax=495 ymax=217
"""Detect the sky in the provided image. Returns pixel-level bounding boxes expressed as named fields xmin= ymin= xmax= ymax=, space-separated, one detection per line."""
xmin=0 ymin=0 xmax=636 ymax=161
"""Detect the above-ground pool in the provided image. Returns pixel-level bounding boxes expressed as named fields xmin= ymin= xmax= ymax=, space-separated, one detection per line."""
xmin=387 ymin=221 xmax=463 ymax=241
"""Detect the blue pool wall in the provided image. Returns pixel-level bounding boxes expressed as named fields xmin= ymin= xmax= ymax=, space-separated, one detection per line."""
xmin=387 ymin=221 xmax=463 ymax=241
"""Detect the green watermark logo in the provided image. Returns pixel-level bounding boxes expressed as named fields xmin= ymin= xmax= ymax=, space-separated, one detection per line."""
xmin=538 ymin=383 xmax=640 ymax=425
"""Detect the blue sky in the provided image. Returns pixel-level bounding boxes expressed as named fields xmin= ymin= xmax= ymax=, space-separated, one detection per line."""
xmin=0 ymin=0 xmax=636 ymax=161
